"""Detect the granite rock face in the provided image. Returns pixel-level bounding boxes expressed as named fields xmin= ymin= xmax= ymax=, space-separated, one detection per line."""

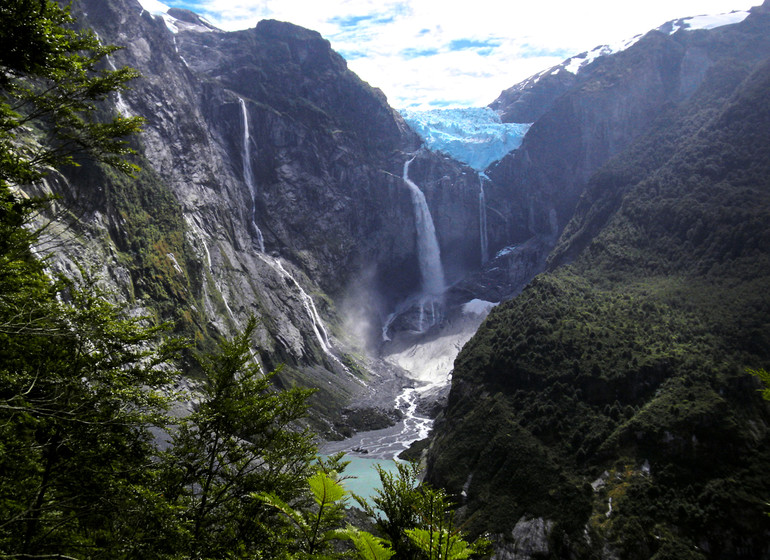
xmin=32 ymin=0 xmax=509 ymax=435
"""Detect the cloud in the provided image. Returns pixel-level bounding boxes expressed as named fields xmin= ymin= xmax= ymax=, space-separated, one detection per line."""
xmin=155 ymin=0 xmax=758 ymax=109
xmin=400 ymin=47 xmax=440 ymax=59
xmin=447 ymin=39 xmax=501 ymax=52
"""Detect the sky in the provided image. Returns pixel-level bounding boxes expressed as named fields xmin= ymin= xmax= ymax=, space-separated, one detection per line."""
xmin=138 ymin=0 xmax=759 ymax=109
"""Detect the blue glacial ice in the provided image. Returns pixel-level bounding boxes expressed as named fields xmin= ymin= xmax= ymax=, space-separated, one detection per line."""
xmin=400 ymin=107 xmax=531 ymax=171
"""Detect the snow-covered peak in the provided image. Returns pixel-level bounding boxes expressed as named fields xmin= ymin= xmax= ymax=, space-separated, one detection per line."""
xmin=400 ymin=107 xmax=531 ymax=171
xmin=540 ymin=8 xmax=751 ymax=81
xmin=136 ymin=0 xmax=218 ymax=34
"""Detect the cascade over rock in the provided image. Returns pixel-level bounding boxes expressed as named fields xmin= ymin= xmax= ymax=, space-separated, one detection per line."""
xmin=403 ymin=154 xmax=446 ymax=299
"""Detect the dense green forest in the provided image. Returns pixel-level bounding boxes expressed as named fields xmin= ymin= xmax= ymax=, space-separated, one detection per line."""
xmin=427 ymin=31 xmax=770 ymax=560
xmin=0 ymin=2 xmax=491 ymax=558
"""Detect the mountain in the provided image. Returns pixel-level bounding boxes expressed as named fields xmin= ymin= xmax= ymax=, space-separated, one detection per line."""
xmin=13 ymin=0 xmax=770 ymax=556
xmin=23 ymin=0 xmax=511 ymax=437
xmin=425 ymin=3 xmax=770 ymax=558
xmin=471 ymin=4 xmax=770 ymax=303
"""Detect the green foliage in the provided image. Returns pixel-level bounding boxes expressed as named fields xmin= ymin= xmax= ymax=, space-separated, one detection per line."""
xmin=345 ymin=526 xmax=395 ymax=560
xmin=429 ymin=41 xmax=770 ymax=558
xmin=157 ymin=317 xmax=317 ymax=558
xmin=749 ymin=368 xmax=770 ymax=401
xmin=256 ymin=470 xmax=352 ymax=559
xmin=406 ymin=528 xmax=475 ymax=560
xmin=354 ymin=461 xmax=422 ymax=557
xmin=0 ymin=8 xmax=183 ymax=553
xmin=355 ymin=462 xmax=490 ymax=560
xmin=0 ymin=268 xmax=181 ymax=557
xmin=0 ymin=0 xmax=143 ymax=185
xmin=404 ymin=486 xmax=491 ymax=560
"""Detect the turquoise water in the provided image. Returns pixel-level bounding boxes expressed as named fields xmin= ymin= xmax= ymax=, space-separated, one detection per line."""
xmin=337 ymin=456 xmax=401 ymax=505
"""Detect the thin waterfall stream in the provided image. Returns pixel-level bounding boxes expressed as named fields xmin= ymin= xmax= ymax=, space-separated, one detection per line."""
xmin=479 ymin=173 xmax=489 ymax=265
xmin=239 ymin=98 xmax=266 ymax=252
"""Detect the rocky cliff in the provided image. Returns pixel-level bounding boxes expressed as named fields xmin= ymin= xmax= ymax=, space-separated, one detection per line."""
xmin=26 ymin=0 xmax=511 ymax=436
xmin=472 ymin=5 xmax=770 ymax=302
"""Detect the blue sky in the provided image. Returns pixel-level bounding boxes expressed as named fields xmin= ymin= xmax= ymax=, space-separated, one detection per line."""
xmin=137 ymin=0 xmax=758 ymax=109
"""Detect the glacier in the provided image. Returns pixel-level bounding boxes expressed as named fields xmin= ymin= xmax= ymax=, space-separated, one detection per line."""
xmin=400 ymin=107 xmax=531 ymax=172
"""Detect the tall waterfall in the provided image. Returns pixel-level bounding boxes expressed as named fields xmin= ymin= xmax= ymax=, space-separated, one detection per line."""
xmin=239 ymin=98 xmax=266 ymax=252
xmin=479 ymin=174 xmax=489 ymax=265
xmin=403 ymin=155 xmax=446 ymax=297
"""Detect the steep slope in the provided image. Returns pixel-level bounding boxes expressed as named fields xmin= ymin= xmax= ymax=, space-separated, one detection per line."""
xmin=476 ymin=4 xmax=770 ymax=301
xmin=426 ymin=15 xmax=770 ymax=560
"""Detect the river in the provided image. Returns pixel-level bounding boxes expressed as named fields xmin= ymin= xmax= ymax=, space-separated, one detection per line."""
xmin=320 ymin=387 xmax=433 ymax=501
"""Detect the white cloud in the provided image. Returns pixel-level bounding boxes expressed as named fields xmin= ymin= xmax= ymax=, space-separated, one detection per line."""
xmin=160 ymin=0 xmax=759 ymax=109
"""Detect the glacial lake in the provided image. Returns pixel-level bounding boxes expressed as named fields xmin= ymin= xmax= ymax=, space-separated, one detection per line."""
xmin=337 ymin=456 xmax=401 ymax=505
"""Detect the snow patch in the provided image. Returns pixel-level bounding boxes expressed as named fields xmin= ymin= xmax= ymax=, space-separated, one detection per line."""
xmin=400 ymin=107 xmax=531 ymax=171
xmin=462 ymin=299 xmax=498 ymax=316
xmin=562 ymin=37 xmax=641 ymax=76
xmin=666 ymin=10 xmax=750 ymax=33
xmin=161 ymin=14 xmax=179 ymax=33
xmin=137 ymin=0 xmax=170 ymax=15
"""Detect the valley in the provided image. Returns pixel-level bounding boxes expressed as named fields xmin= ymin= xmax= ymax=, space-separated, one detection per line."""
xmin=2 ymin=0 xmax=770 ymax=558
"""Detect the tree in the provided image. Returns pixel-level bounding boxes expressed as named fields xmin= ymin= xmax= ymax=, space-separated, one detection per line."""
xmin=355 ymin=462 xmax=491 ymax=560
xmin=405 ymin=486 xmax=490 ymax=560
xmin=0 ymin=272 xmax=182 ymax=558
xmin=355 ymin=461 xmax=422 ymax=558
xmin=0 ymin=0 xmax=143 ymax=188
xmin=0 ymin=2 xmax=181 ymax=557
xmin=157 ymin=317 xmax=317 ymax=558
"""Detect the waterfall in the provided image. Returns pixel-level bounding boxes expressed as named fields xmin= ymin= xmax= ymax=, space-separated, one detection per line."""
xmin=267 ymin=256 xmax=331 ymax=353
xmin=258 ymin=254 xmax=361 ymax=383
xmin=96 ymin=32 xmax=132 ymax=116
xmin=403 ymin=155 xmax=446 ymax=297
xmin=239 ymin=98 xmax=266 ymax=252
xmin=479 ymin=174 xmax=489 ymax=265
xmin=172 ymin=36 xmax=189 ymax=66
